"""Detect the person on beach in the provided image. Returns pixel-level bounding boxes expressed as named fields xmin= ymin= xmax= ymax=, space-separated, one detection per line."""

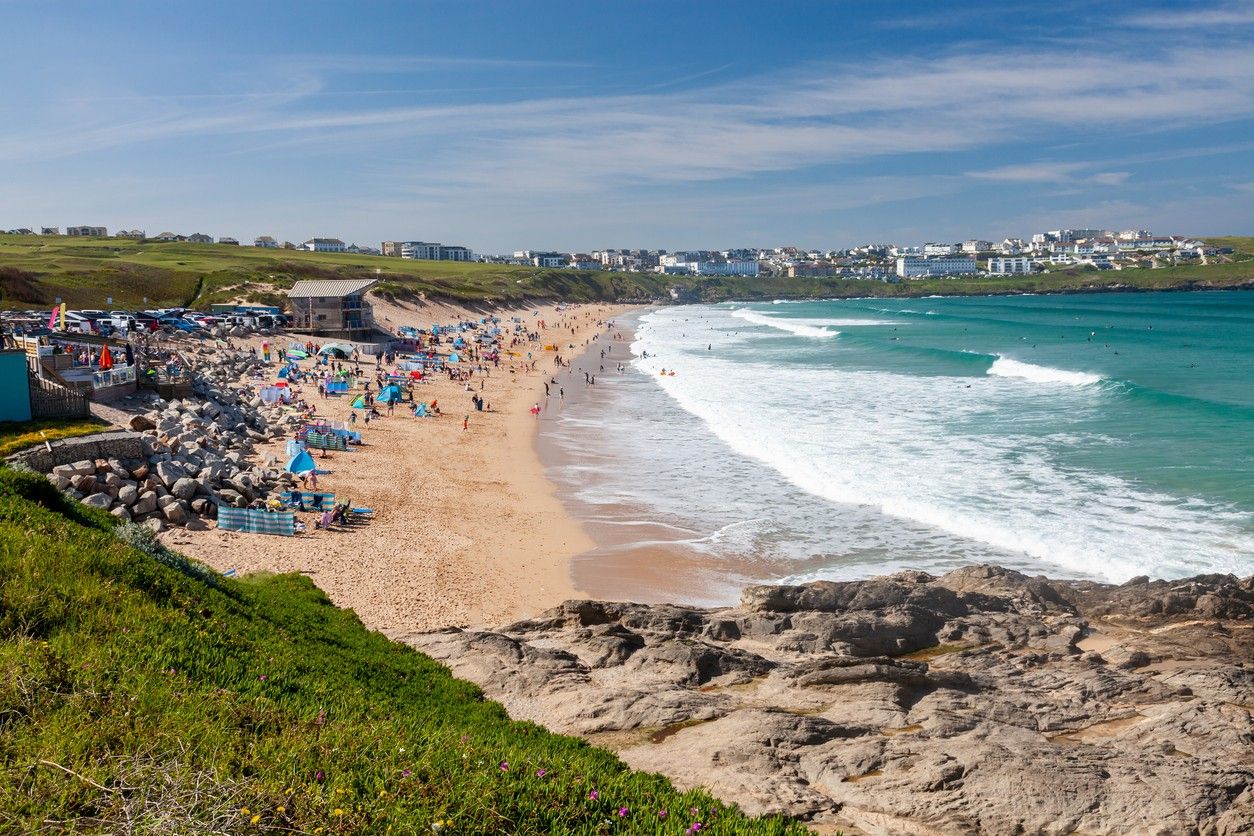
xmin=463 ymin=415 xmax=469 ymax=431
xmin=530 ymin=403 xmax=541 ymax=418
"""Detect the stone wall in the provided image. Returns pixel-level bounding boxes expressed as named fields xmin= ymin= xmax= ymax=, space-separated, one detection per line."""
xmin=7 ymin=430 xmax=145 ymax=473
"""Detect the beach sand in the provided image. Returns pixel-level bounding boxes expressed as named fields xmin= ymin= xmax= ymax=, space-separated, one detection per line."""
xmin=162 ymin=299 xmax=631 ymax=638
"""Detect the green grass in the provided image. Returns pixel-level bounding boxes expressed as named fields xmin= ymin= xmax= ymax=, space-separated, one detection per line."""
xmin=0 ymin=418 xmax=110 ymax=457
xmin=0 ymin=468 xmax=803 ymax=834
xmin=0 ymin=235 xmax=668 ymax=310
xmin=1 ymin=233 xmax=1249 ymax=311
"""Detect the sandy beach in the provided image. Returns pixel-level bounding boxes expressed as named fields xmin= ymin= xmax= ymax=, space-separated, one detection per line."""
xmin=163 ymin=298 xmax=632 ymax=638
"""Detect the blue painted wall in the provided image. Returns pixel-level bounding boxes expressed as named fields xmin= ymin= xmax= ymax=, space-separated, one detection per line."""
xmin=0 ymin=351 xmax=33 ymax=422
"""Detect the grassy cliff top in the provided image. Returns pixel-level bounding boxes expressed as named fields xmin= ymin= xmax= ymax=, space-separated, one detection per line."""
xmin=0 ymin=467 xmax=802 ymax=834
xmin=0 ymin=233 xmax=1250 ymax=311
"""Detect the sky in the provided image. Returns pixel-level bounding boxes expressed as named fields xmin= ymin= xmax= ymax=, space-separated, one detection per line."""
xmin=1 ymin=0 xmax=1252 ymax=252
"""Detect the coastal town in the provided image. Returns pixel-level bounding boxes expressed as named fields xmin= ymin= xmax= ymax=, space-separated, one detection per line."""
xmin=4 ymin=224 xmax=1229 ymax=280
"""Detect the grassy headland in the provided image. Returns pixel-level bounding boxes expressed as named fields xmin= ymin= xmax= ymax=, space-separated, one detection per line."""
xmin=0 ymin=467 xmax=801 ymax=833
xmin=0 ymin=233 xmax=1250 ymax=310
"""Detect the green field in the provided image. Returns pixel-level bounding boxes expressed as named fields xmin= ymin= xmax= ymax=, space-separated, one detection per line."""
xmin=0 ymin=467 xmax=803 ymax=833
xmin=0 ymin=233 xmax=1250 ymax=311
xmin=0 ymin=234 xmax=668 ymax=310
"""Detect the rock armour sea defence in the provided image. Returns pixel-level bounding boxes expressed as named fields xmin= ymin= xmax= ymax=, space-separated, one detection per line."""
xmin=411 ymin=565 xmax=1254 ymax=834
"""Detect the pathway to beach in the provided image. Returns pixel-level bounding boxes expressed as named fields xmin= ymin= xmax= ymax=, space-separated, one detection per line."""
xmin=163 ymin=300 xmax=632 ymax=637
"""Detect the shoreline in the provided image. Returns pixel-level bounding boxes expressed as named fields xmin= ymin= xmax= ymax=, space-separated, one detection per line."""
xmin=163 ymin=300 xmax=631 ymax=638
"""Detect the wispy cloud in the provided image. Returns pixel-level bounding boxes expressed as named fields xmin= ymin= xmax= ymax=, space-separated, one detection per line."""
xmin=1122 ymin=1 xmax=1254 ymax=29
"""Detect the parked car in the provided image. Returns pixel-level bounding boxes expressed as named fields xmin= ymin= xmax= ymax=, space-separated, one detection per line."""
xmin=157 ymin=316 xmax=199 ymax=332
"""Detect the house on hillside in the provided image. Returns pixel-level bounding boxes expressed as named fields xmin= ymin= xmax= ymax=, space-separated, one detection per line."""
xmin=66 ymin=225 xmax=107 ymax=236
xmin=187 ymin=233 xmax=214 ymax=243
xmin=287 ymin=278 xmax=377 ymax=340
xmin=40 ymin=227 xmax=60 ymax=235
xmin=218 ymin=237 xmax=239 ymax=245
xmin=151 ymin=232 xmax=185 ymax=242
xmin=254 ymin=235 xmax=278 ymax=248
xmin=302 ymin=238 xmax=347 ymax=253
xmin=115 ymin=229 xmax=146 ymax=239
xmin=6 ymin=228 xmax=34 ymax=235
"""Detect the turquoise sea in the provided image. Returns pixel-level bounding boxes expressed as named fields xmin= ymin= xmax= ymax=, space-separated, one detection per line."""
xmin=547 ymin=291 xmax=1253 ymax=596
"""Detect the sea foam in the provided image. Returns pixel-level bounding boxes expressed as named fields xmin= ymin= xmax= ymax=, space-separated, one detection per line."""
xmin=731 ymin=309 xmax=837 ymax=338
xmin=987 ymin=356 xmax=1102 ymax=386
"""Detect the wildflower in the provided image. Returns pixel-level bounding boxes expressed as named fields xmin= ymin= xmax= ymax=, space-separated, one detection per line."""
xmin=535 ymin=769 xmax=546 ymax=778
xmin=402 ymin=769 xmax=413 ymax=778
xmin=658 ymin=809 xmax=668 ymax=819
xmin=588 ymin=789 xmax=599 ymax=800
xmin=686 ymin=823 xmax=703 ymax=835
xmin=379 ymin=789 xmax=389 ymax=798
xmin=250 ymin=814 xmax=261 ymax=825
xmin=259 ymin=675 xmax=268 ymax=681
xmin=333 ymin=808 xmax=344 ymax=816
xmin=499 ymin=761 xmax=509 ymax=772
xmin=689 ymin=807 xmax=699 ymax=816
xmin=276 ymin=806 xmax=286 ymax=814
xmin=315 ymin=770 xmax=325 ymax=783
xmin=241 ymin=807 xmax=251 ymax=816
xmin=618 ymin=806 xmax=629 ymax=817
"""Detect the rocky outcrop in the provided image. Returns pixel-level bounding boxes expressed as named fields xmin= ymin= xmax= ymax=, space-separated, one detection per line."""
xmin=28 ymin=347 xmax=309 ymax=529
xmin=411 ymin=565 xmax=1254 ymax=834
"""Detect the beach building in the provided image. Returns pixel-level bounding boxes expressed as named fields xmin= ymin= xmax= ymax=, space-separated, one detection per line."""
xmin=287 ymin=278 xmax=377 ymax=340
xmin=987 ymin=256 xmax=1033 ymax=275
xmin=66 ymin=225 xmax=107 ymax=237
xmin=896 ymin=256 xmax=978 ymax=278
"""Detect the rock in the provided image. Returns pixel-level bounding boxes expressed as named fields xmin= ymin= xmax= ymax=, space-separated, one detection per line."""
xmin=81 ymin=492 xmax=113 ymax=509
xmin=162 ymin=501 xmax=189 ymax=525
xmin=411 ymin=566 xmax=1254 ymax=834
xmin=132 ymin=491 xmax=158 ymax=515
xmin=142 ymin=517 xmax=164 ymax=534
xmin=170 ymin=477 xmax=198 ymax=501
xmin=109 ymin=506 xmax=131 ymax=521
xmin=154 ymin=460 xmax=185 ymax=488
xmin=117 ymin=484 xmax=139 ymax=507
xmin=46 ymin=473 xmax=71 ymax=491
xmin=52 ymin=460 xmax=95 ymax=479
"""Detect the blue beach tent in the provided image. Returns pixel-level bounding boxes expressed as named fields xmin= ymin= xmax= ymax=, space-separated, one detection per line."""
xmin=286 ymin=449 xmax=316 ymax=475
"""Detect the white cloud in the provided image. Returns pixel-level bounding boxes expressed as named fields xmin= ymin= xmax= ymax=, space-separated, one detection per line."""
xmin=1122 ymin=1 xmax=1254 ymax=29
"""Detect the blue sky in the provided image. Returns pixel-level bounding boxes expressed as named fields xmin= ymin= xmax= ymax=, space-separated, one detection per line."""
xmin=2 ymin=0 xmax=1252 ymax=252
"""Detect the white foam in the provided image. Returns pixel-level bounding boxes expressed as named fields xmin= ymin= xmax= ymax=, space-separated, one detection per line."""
xmin=730 ymin=309 xmax=838 ymax=339
xmin=987 ymin=356 xmax=1102 ymax=386
xmin=629 ymin=306 xmax=1254 ymax=583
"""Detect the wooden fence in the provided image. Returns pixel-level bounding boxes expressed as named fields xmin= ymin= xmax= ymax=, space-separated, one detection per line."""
xmin=28 ymin=372 xmax=90 ymax=419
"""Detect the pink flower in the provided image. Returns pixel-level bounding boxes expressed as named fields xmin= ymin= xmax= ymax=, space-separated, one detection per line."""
xmin=402 ymin=769 xmax=412 ymax=778
xmin=315 ymin=770 xmax=325 ymax=783
xmin=535 ymin=769 xmax=546 ymax=778
xmin=588 ymin=790 xmax=599 ymax=801
xmin=658 ymin=809 xmax=668 ymax=819
xmin=618 ymin=807 xmax=629 ymax=817
xmin=259 ymin=675 xmax=268 ymax=681
xmin=499 ymin=761 xmax=509 ymax=772
xmin=686 ymin=825 xmax=703 ymax=835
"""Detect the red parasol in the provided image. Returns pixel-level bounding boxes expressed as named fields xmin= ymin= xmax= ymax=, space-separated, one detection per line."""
xmin=98 ymin=344 xmax=114 ymax=371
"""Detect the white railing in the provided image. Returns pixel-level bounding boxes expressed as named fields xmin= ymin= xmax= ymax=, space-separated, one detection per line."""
xmin=92 ymin=364 xmax=136 ymax=388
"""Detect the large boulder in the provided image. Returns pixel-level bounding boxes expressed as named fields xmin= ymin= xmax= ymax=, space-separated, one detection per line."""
xmin=170 ymin=477 xmax=198 ymax=501
xmin=132 ymin=491 xmax=158 ymax=515
xmin=81 ymin=492 xmax=112 ymax=510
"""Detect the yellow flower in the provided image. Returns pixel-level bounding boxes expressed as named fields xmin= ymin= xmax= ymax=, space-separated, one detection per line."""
xmin=334 ymin=808 xmax=344 ymax=816
xmin=277 ymin=805 xmax=286 ymax=814
xmin=379 ymin=789 xmax=389 ymax=797
xmin=241 ymin=807 xmax=251 ymax=816
xmin=250 ymin=815 xmax=261 ymax=825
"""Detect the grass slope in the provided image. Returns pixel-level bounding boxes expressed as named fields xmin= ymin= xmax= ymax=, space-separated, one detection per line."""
xmin=0 ymin=235 xmax=668 ymax=310
xmin=1 ymin=233 xmax=1249 ymax=311
xmin=0 ymin=418 xmax=111 ymax=457
xmin=0 ymin=468 xmax=802 ymax=834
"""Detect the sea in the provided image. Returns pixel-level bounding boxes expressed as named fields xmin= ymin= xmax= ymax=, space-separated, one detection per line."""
xmin=543 ymin=291 xmax=1254 ymax=604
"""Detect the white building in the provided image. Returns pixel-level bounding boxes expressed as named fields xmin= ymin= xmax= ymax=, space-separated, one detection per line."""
xmin=923 ymin=243 xmax=959 ymax=257
xmin=66 ymin=225 xmax=107 ymax=237
xmin=987 ymin=256 xmax=1033 ymax=275
xmin=896 ymin=256 xmax=977 ymax=278
xmin=398 ymin=241 xmax=472 ymax=261
xmin=962 ymin=240 xmax=994 ymax=254
xmin=115 ymin=229 xmax=145 ymax=239
xmin=693 ymin=259 xmax=759 ymax=277
xmin=302 ymin=238 xmax=347 ymax=253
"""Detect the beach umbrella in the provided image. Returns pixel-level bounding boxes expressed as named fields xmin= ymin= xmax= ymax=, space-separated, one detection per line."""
xmin=98 ymin=344 xmax=114 ymax=371
xmin=286 ymin=449 xmax=316 ymax=475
